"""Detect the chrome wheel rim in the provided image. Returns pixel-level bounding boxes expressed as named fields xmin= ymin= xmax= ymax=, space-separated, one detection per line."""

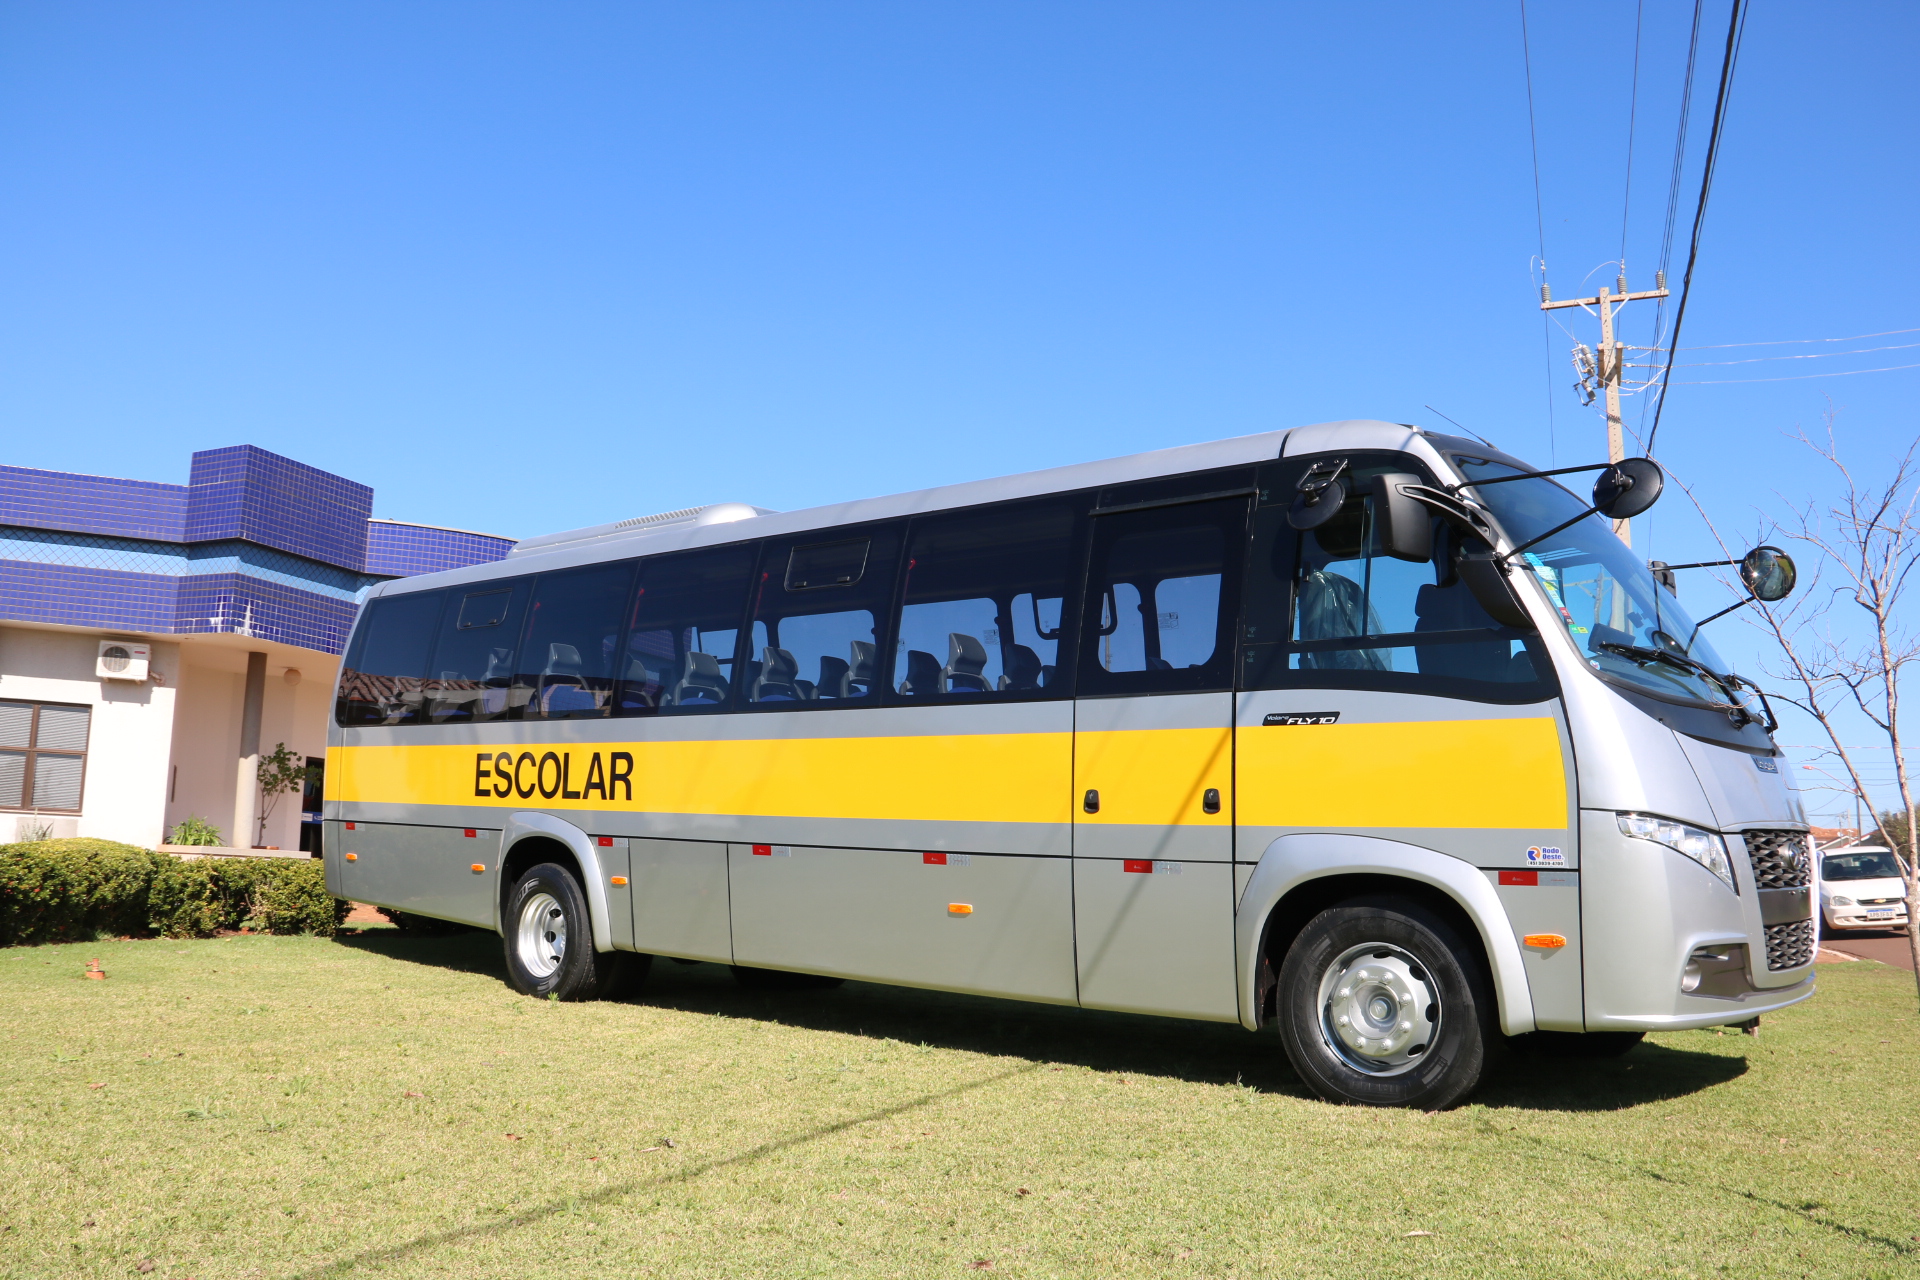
xmin=515 ymin=891 xmax=566 ymax=979
xmin=1317 ymin=942 xmax=1440 ymax=1077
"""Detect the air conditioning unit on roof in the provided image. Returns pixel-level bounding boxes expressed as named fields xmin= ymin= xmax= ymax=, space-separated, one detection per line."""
xmin=97 ymin=640 xmax=150 ymax=681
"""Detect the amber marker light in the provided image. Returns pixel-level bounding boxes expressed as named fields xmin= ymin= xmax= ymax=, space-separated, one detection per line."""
xmin=470 ymin=863 xmax=485 ymax=873
xmin=948 ymin=903 xmax=973 ymax=916
xmin=1523 ymin=933 xmax=1567 ymax=948
xmin=610 ymin=876 xmax=628 ymax=886
xmin=344 ymin=852 xmax=358 ymax=861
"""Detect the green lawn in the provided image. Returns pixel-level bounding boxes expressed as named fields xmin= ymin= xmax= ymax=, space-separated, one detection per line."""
xmin=2 ymin=933 xmax=1914 ymax=1279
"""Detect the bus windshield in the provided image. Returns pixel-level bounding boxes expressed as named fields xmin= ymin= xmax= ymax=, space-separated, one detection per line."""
xmin=1454 ymin=457 xmax=1740 ymax=708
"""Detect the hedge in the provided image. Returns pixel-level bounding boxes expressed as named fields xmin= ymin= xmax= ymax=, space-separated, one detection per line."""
xmin=0 ymin=839 xmax=349 ymax=946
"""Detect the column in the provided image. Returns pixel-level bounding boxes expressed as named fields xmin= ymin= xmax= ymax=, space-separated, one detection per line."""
xmin=232 ymin=651 xmax=266 ymax=847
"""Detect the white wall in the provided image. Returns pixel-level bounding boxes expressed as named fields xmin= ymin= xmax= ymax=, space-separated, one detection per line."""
xmin=0 ymin=628 xmax=179 ymax=847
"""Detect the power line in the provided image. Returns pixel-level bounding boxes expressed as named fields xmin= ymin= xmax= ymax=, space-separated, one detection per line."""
xmin=1644 ymin=0 xmax=1750 ymax=457
xmin=1674 ymin=341 xmax=1920 ymax=366
xmin=1518 ymin=0 xmax=1557 ymax=463
xmin=1676 ymin=361 xmax=1920 ymax=385
xmin=1637 ymin=0 xmax=1706 ymax=440
xmin=1618 ymin=0 xmax=1646 ymax=268
xmin=1680 ymin=326 xmax=1920 ymax=350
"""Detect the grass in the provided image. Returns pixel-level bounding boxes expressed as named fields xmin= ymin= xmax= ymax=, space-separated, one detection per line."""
xmin=2 ymin=934 xmax=1916 ymax=1280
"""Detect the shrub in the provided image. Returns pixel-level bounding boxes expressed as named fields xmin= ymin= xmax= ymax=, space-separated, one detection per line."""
xmin=0 ymin=838 xmax=350 ymax=945
xmin=167 ymin=816 xmax=224 ymax=847
xmin=0 ymin=838 xmax=165 ymax=946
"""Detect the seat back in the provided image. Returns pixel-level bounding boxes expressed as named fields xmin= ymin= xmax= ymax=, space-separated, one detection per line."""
xmin=816 ymin=655 xmax=852 ymax=699
xmin=847 ymin=640 xmax=877 ymax=697
xmin=998 ymin=643 xmax=1043 ymax=691
xmin=540 ymin=643 xmax=598 ymax=714
xmin=668 ymin=650 xmax=730 ymax=706
xmin=942 ymin=632 xmax=992 ymax=693
xmin=753 ymin=646 xmax=803 ymax=701
xmin=898 ymin=649 xmax=943 ymax=696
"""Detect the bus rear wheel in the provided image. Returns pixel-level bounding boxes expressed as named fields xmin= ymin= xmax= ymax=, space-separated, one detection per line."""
xmin=503 ymin=863 xmax=646 ymax=1000
xmin=1276 ymin=896 xmax=1497 ymax=1110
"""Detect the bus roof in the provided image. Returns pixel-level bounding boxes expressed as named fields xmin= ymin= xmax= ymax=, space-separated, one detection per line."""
xmin=373 ymin=418 xmax=1490 ymax=595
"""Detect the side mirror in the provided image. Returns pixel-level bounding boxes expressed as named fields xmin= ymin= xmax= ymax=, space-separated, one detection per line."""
xmin=1369 ymin=474 xmax=1433 ymax=563
xmin=1592 ymin=458 xmax=1664 ymax=520
xmin=1288 ymin=459 xmax=1350 ymax=530
xmin=1456 ymin=551 xmax=1534 ymax=629
xmin=1741 ymin=545 xmax=1797 ymax=601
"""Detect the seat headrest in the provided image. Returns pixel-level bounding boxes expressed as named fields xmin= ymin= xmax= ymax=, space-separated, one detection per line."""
xmin=544 ymin=643 xmax=583 ymax=675
xmin=947 ymin=632 xmax=989 ymax=671
xmin=762 ymin=647 xmax=798 ymax=678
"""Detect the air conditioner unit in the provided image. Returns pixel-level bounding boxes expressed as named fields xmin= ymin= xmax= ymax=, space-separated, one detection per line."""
xmin=97 ymin=640 xmax=151 ymax=681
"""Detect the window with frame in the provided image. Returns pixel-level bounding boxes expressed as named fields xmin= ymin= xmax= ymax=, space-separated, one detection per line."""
xmin=423 ymin=580 xmax=532 ymax=724
xmin=890 ymin=498 xmax=1080 ymax=701
xmin=0 ymin=700 xmax=91 ymax=812
xmin=1241 ymin=457 xmax=1553 ymax=700
xmin=514 ymin=562 xmax=638 ymax=721
xmin=744 ymin=525 xmax=901 ymax=707
xmin=335 ymin=590 xmax=446 ymax=726
xmin=616 ymin=543 xmax=756 ymax=714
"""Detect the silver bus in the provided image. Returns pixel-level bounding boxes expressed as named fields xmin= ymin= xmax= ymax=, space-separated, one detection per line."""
xmin=324 ymin=420 xmax=1815 ymax=1108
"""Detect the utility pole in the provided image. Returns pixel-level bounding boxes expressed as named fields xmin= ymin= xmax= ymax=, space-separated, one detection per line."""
xmin=1541 ymin=272 xmax=1669 ymax=544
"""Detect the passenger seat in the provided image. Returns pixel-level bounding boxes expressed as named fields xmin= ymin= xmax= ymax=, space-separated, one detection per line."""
xmin=848 ymin=641 xmax=877 ymax=697
xmin=898 ymin=649 xmax=942 ymax=696
xmin=753 ymin=647 xmax=803 ymax=702
xmin=943 ymin=633 xmax=992 ymax=693
xmin=816 ymin=655 xmax=852 ymax=699
xmin=999 ymin=643 xmax=1043 ymax=691
xmin=668 ymin=651 xmax=730 ymax=706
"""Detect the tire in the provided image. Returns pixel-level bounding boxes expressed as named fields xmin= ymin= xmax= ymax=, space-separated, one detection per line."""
xmin=729 ymin=965 xmax=846 ymax=992
xmin=502 ymin=863 xmax=649 ymax=1000
xmin=1275 ymin=895 xmax=1499 ymax=1110
xmin=1521 ymin=1030 xmax=1644 ymax=1059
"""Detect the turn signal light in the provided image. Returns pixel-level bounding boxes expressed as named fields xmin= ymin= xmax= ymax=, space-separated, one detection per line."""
xmin=470 ymin=863 xmax=485 ymax=873
xmin=1523 ymin=933 xmax=1567 ymax=948
xmin=948 ymin=903 xmax=973 ymax=916
xmin=610 ymin=876 xmax=628 ymax=886
xmin=344 ymin=852 xmax=357 ymax=862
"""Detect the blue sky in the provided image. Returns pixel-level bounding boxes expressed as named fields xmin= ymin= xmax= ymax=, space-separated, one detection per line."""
xmin=1 ymin=3 xmax=1914 ymax=821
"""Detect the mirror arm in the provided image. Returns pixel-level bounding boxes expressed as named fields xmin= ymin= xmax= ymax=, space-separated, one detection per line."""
xmin=1656 ymin=558 xmax=1738 ymax=572
xmin=1496 ymin=505 xmax=1602 ymax=565
xmin=1446 ymin=461 xmax=1615 ymax=493
xmin=1681 ymin=595 xmax=1755 ymax=654
xmin=1397 ymin=484 xmax=1494 ymax=533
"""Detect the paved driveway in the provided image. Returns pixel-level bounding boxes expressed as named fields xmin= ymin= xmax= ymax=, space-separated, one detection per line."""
xmin=1820 ymin=930 xmax=1915 ymax=972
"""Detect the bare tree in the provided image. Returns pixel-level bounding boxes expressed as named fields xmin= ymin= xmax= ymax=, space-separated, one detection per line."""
xmin=1738 ymin=419 xmax=1920 ymax=994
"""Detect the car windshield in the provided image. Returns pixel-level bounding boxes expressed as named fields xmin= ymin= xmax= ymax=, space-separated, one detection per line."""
xmin=1823 ymin=851 xmax=1902 ymax=881
xmin=1454 ymin=457 xmax=1740 ymax=707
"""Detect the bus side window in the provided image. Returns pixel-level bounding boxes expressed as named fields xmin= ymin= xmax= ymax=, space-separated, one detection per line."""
xmin=891 ymin=499 xmax=1079 ymax=700
xmin=745 ymin=525 xmax=901 ymax=708
xmin=335 ymin=591 xmax=446 ymax=726
xmin=619 ymin=544 xmax=756 ymax=715
xmin=1077 ymin=498 xmax=1245 ymax=695
xmin=423 ymin=581 xmax=531 ymax=724
xmin=514 ymin=562 xmax=637 ymax=721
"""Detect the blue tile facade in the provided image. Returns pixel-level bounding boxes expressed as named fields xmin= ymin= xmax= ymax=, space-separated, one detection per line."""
xmin=0 ymin=446 xmax=511 ymax=656
xmin=366 ymin=520 xmax=515 ymax=577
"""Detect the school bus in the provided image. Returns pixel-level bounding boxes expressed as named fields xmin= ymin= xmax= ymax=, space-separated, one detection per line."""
xmin=324 ymin=420 xmax=1815 ymax=1108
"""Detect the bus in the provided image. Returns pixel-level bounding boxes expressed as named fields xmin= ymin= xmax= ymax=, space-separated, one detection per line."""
xmin=324 ymin=419 xmax=1816 ymax=1109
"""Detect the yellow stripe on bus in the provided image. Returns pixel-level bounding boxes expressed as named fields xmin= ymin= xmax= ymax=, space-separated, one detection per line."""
xmin=1074 ymin=727 xmax=1232 ymax=828
xmin=1236 ymin=717 xmax=1566 ymax=830
xmin=328 ymin=733 xmax=1075 ymax=826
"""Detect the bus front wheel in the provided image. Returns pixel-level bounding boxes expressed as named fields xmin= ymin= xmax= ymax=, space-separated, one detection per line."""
xmin=502 ymin=863 xmax=646 ymax=1001
xmin=1275 ymin=896 xmax=1498 ymax=1110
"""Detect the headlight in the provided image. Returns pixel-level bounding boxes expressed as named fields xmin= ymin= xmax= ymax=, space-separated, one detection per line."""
xmin=1617 ymin=812 xmax=1736 ymax=891
xmin=1831 ymin=895 xmax=1855 ymax=907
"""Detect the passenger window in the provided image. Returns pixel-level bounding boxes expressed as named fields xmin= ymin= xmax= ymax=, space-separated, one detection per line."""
xmin=746 ymin=526 xmax=900 ymax=707
xmin=335 ymin=591 xmax=445 ymax=726
xmin=892 ymin=500 xmax=1079 ymax=699
xmin=619 ymin=544 xmax=754 ymax=714
xmin=1242 ymin=457 xmax=1551 ymax=696
xmin=1077 ymin=498 xmax=1246 ymax=694
xmin=514 ymin=563 xmax=636 ymax=720
xmin=423 ymin=581 xmax=531 ymax=724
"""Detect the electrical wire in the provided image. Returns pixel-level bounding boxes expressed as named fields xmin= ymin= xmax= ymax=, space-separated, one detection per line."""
xmin=1676 ymin=361 xmax=1920 ymax=385
xmin=1519 ymin=0 xmax=1557 ymax=464
xmin=1676 ymin=341 xmax=1920 ymax=366
xmin=1644 ymin=0 xmax=1749 ymax=457
xmin=1679 ymin=326 xmax=1920 ymax=350
xmin=1619 ymin=0 xmax=1645 ymax=271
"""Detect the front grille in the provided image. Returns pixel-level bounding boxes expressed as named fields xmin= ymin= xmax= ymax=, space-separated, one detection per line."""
xmin=1764 ymin=918 xmax=1815 ymax=971
xmin=1743 ymin=829 xmax=1812 ymax=889
xmin=1861 ymin=896 xmax=1905 ymax=906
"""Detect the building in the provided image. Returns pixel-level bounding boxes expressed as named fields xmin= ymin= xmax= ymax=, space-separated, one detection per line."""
xmin=0 ymin=445 xmax=510 ymax=850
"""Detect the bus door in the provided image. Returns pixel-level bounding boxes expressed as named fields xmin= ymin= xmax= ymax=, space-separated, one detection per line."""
xmin=1071 ymin=495 xmax=1246 ymax=1021
xmin=1235 ymin=455 xmax=1580 ymax=1028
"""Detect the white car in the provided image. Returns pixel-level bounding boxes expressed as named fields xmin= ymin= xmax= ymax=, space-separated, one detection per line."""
xmin=1819 ymin=847 xmax=1910 ymax=933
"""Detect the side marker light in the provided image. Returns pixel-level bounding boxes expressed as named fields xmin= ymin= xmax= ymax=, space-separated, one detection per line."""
xmin=463 ymin=829 xmax=476 ymax=838
xmin=1523 ymin=933 xmax=1567 ymax=949
xmin=470 ymin=863 xmax=485 ymax=873
xmin=1123 ymin=860 xmax=1153 ymax=874
xmin=597 ymin=836 xmax=614 ymax=847
xmin=948 ymin=903 xmax=973 ymax=916
xmin=345 ymin=822 xmax=356 ymax=831
xmin=344 ymin=852 xmax=357 ymax=862
xmin=610 ymin=876 xmax=628 ymax=886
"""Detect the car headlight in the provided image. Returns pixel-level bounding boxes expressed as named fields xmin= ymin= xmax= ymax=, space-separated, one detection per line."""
xmin=1831 ymin=895 xmax=1855 ymax=907
xmin=1617 ymin=812 xmax=1736 ymax=891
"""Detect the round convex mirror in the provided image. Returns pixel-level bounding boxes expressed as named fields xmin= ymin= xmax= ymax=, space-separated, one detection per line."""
xmin=1288 ymin=477 xmax=1348 ymax=530
xmin=1741 ymin=545 xmax=1797 ymax=601
xmin=1591 ymin=457 xmax=1665 ymax=520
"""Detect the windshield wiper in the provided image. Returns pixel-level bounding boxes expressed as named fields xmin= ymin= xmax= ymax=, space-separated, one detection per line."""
xmin=1595 ymin=642 xmax=1775 ymax=731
